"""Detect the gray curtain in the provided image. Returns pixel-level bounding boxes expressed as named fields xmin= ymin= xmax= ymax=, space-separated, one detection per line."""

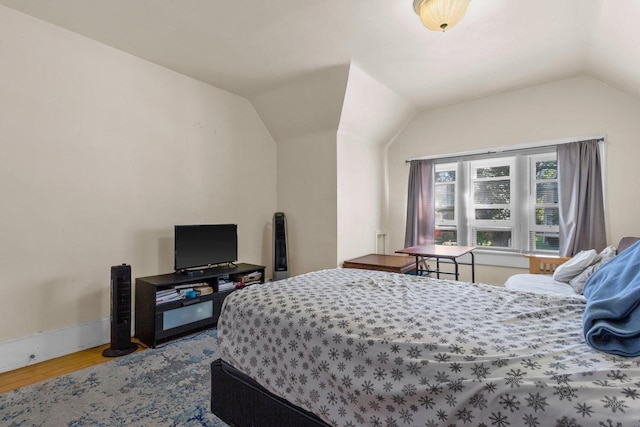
xmin=404 ymin=159 xmax=435 ymax=248
xmin=557 ymin=139 xmax=606 ymax=256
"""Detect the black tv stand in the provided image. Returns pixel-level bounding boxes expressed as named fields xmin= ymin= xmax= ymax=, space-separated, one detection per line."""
xmin=135 ymin=262 xmax=265 ymax=347
xmin=179 ymin=262 xmax=239 ymax=276
xmin=180 ymin=269 xmax=206 ymax=277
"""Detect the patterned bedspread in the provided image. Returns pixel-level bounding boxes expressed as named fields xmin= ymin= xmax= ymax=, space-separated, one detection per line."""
xmin=217 ymin=268 xmax=640 ymax=427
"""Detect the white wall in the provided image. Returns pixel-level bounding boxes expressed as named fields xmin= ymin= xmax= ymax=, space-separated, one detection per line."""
xmin=0 ymin=5 xmax=276 ymax=357
xmin=337 ymin=132 xmax=384 ymax=262
xmin=337 ymin=63 xmax=414 ymax=263
xmin=251 ymin=66 xmax=349 ymax=275
xmin=277 ymin=130 xmax=339 ymax=274
xmin=386 ymin=76 xmax=640 ymax=285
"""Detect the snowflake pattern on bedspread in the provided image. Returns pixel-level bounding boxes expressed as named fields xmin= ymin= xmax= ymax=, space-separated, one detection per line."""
xmin=218 ymin=268 xmax=640 ymax=427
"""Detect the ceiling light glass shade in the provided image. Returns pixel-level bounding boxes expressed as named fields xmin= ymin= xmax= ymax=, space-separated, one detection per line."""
xmin=413 ymin=0 xmax=470 ymax=31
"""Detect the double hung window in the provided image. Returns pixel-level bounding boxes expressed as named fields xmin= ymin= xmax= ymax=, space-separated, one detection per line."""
xmin=434 ymin=164 xmax=457 ymax=245
xmin=433 ymin=150 xmax=559 ymax=253
xmin=529 ymin=153 xmax=559 ymax=251
xmin=469 ymin=158 xmax=515 ymax=249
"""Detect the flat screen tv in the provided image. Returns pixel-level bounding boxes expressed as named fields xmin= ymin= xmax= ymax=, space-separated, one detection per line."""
xmin=174 ymin=224 xmax=238 ymax=271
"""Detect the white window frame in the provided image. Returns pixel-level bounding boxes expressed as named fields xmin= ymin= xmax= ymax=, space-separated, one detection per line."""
xmin=468 ymin=158 xmax=516 ymax=250
xmin=434 ymin=163 xmax=457 ymax=227
xmin=528 ymin=153 xmax=559 ymax=253
xmin=434 ymin=163 xmax=459 ymax=245
xmin=430 ymin=150 xmax=561 ymax=263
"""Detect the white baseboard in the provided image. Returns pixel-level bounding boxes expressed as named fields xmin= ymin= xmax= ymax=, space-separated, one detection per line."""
xmin=0 ymin=317 xmax=111 ymax=374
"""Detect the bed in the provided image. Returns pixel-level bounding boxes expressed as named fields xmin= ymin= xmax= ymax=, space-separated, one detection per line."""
xmin=212 ymin=248 xmax=640 ymax=426
xmin=505 ymin=237 xmax=640 ymax=297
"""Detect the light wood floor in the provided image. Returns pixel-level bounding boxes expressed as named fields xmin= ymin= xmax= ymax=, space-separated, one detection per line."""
xmin=0 ymin=340 xmax=146 ymax=394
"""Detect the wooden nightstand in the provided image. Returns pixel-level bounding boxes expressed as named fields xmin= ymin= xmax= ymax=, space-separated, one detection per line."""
xmin=343 ymin=254 xmax=416 ymax=274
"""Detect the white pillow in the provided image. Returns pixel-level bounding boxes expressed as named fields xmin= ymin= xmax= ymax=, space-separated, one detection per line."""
xmin=569 ymin=245 xmax=617 ymax=294
xmin=553 ymin=249 xmax=600 ymax=283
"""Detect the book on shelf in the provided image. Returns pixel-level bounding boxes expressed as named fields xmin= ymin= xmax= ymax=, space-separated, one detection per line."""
xmin=218 ymin=283 xmax=235 ymax=292
xmin=156 ymin=291 xmax=182 ymax=304
xmin=194 ymin=285 xmax=213 ymax=296
xmin=230 ymin=271 xmax=262 ymax=285
xmin=234 ymin=280 xmax=260 ymax=288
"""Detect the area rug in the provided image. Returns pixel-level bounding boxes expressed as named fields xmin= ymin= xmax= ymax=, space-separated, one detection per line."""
xmin=0 ymin=329 xmax=228 ymax=426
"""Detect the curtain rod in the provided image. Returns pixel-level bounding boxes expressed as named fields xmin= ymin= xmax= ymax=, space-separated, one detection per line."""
xmin=405 ymin=135 xmax=606 ymax=164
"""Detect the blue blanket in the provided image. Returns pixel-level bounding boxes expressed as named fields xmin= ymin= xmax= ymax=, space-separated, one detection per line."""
xmin=583 ymin=240 xmax=640 ymax=357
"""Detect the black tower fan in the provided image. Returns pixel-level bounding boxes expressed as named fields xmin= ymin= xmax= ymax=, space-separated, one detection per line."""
xmin=103 ymin=264 xmax=138 ymax=357
xmin=273 ymin=212 xmax=289 ymax=281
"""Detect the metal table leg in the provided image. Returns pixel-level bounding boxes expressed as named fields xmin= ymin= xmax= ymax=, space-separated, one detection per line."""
xmin=471 ymin=252 xmax=475 ymax=283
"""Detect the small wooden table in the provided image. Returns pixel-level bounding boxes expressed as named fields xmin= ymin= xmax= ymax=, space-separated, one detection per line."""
xmin=343 ymin=254 xmax=416 ymax=274
xmin=396 ymin=244 xmax=476 ymax=282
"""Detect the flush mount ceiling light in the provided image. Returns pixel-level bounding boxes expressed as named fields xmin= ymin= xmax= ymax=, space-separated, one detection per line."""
xmin=413 ymin=0 xmax=470 ymax=32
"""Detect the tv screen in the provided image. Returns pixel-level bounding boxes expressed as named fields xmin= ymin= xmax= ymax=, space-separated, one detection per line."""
xmin=174 ymin=224 xmax=238 ymax=271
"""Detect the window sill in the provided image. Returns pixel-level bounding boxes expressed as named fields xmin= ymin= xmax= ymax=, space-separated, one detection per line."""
xmin=472 ymin=249 xmax=529 ymax=269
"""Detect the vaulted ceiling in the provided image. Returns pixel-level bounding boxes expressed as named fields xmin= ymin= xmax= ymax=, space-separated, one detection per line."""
xmin=2 ymin=0 xmax=639 ymax=111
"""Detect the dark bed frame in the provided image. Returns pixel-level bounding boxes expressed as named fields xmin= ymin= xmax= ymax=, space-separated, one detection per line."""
xmin=211 ymin=359 xmax=329 ymax=427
